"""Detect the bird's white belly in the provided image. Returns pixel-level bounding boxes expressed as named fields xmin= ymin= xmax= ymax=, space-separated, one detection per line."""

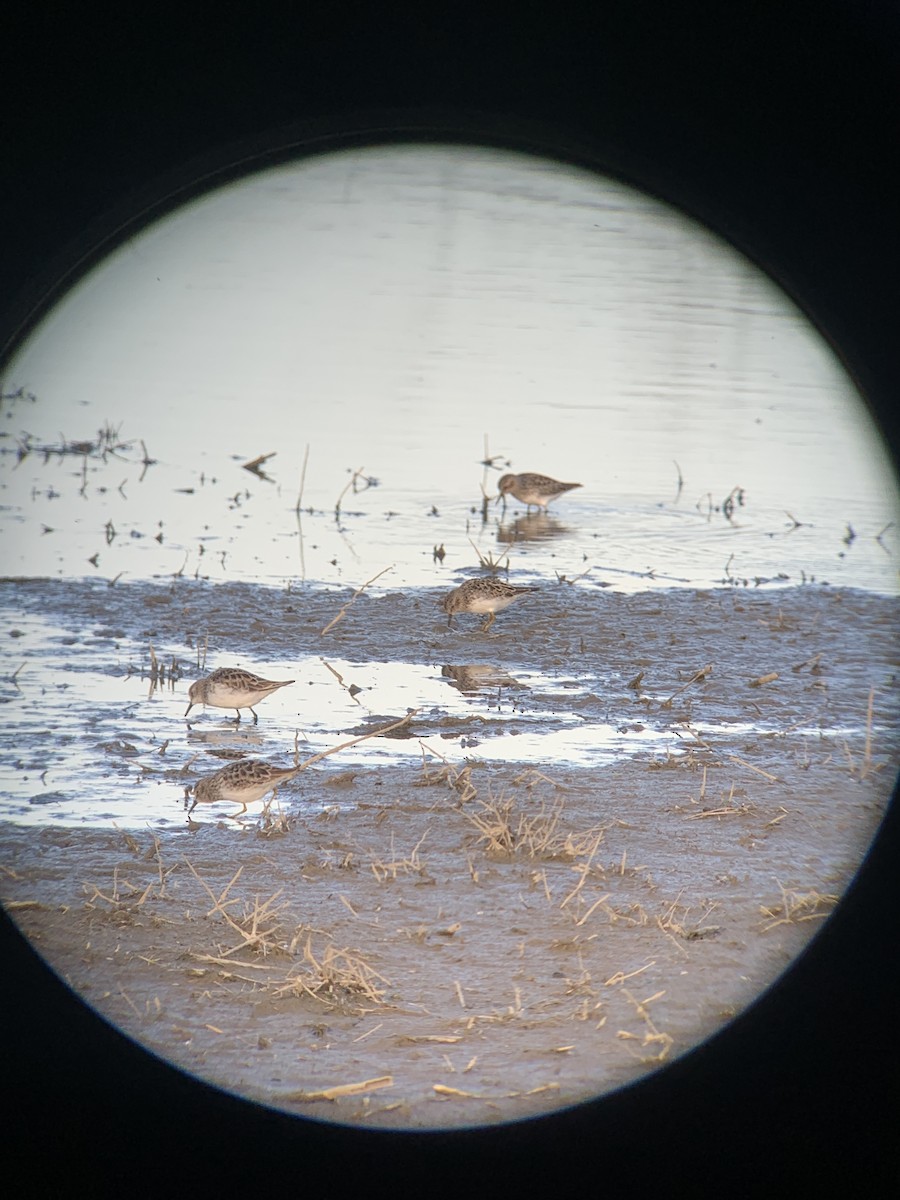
xmin=466 ymin=594 xmax=516 ymax=614
xmin=206 ymin=685 xmax=267 ymax=707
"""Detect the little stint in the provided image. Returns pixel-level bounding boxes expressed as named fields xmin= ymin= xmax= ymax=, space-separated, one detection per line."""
xmin=186 ymin=758 xmax=300 ymax=818
xmin=185 ymin=667 xmax=295 ymax=723
xmin=497 ymin=472 xmax=582 ymax=510
xmin=441 ymin=578 xmax=537 ymax=632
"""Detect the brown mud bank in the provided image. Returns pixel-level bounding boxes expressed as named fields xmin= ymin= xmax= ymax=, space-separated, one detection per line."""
xmin=2 ymin=576 xmax=898 ymax=1128
xmin=4 ymin=573 xmax=900 ymax=679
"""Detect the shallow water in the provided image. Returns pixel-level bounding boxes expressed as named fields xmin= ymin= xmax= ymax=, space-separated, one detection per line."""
xmin=1 ymin=145 xmax=897 ymax=596
xmin=2 ymin=577 xmax=897 ymax=831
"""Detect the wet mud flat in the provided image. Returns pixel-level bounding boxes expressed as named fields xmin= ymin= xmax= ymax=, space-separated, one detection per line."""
xmin=1 ymin=576 xmax=898 ymax=1128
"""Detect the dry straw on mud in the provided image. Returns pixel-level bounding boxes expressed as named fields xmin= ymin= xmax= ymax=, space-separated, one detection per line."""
xmin=272 ymin=937 xmax=390 ymax=1008
xmin=416 ymin=742 xmax=478 ymax=804
xmin=183 ymin=859 xmax=389 ymax=1011
xmin=184 ymin=861 xmax=293 ymax=958
xmin=759 ymin=882 xmax=839 ymax=931
xmin=84 ymin=834 xmax=177 ymax=911
xmin=463 ymin=789 xmax=606 ymax=860
xmin=369 ymin=831 xmax=430 ymax=882
xmin=279 ymin=1074 xmax=394 ymax=1103
xmin=616 ymin=988 xmax=674 ymax=1065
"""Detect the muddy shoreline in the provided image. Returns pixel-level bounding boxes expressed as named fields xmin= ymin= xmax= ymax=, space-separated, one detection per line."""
xmin=1 ymin=576 xmax=897 ymax=1128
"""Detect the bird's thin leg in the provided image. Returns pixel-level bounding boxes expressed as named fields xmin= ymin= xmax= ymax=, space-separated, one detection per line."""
xmin=447 ymin=612 xmax=454 ymax=629
xmin=250 ymin=706 xmax=259 ymax=724
xmin=481 ymin=612 xmax=495 ymax=632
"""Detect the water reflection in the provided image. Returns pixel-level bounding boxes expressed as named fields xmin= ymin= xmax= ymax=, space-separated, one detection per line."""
xmin=496 ymin=512 xmax=573 ymax=544
xmin=440 ymin=663 xmax=526 ymax=694
xmin=185 ymin=725 xmax=269 ymax=751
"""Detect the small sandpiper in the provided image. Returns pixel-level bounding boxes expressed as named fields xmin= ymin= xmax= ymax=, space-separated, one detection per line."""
xmin=441 ymin=577 xmax=538 ymax=631
xmin=185 ymin=758 xmax=301 ymax=818
xmin=497 ymin=472 xmax=582 ymax=510
xmin=184 ymin=667 xmax=295 ymax=723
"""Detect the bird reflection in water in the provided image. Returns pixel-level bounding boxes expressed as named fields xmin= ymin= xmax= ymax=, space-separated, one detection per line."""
xmin=496 ymin=512 xmax=570 ymax=545
xmin=440 ymin=664 xmax=526 ymax=695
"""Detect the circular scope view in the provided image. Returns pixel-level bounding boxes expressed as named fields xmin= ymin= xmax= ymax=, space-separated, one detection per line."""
xmin=1 ymin=142 xmax=897 ymax=1129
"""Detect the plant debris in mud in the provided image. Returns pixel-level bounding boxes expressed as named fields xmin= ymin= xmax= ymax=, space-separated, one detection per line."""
xmin=184 ymin=859 xmax=389 ymax=1011
xmin=759 ymin=883 xmax=839 ymax=931
xmin=463 ymin=788 xmax=605 ymax=861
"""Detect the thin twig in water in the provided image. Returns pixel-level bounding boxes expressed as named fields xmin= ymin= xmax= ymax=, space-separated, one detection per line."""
xmin=6 ymin=664 xmax=25 ymax=687
xmin=294 ymin=711 xmax=417 ymax=771
xmin=294 ymin=444 xmax=310 ymax=515
xmin=875 ymin=522 xmax=894 ymax=552
xmin=294 ymin=444 xmax=310 ymax=583
xmin=320 ymin=565 xmax=394 ymax=634
xmin=320 ymin=658 xmax=363 ymax=702
xmin=673 ymin=460 xmax=683 ymax=502
xmin=661 ymin=664 xmax=713 ymax=708
xmin=335 ymin=467 xmax=359 ymax=521
xmin=334 ymin=465 xmax=372 ymax=521
xmin=727 ymin=755 xmax=779 ymax=782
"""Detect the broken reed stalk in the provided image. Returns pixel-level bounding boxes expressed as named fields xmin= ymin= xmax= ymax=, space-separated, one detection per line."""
xmin=748 ymin=671 xmax=779 ymax=688
xmin=320 ymin=565 xmax=394 ymax=634
xmin=242 ymin=452 xmax=276 ymax=476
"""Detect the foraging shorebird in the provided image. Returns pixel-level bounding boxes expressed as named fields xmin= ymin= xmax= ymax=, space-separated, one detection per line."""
xmin=441 ymin=577 xmax=538 ymax=632
xmin=184 ymin=667 xmax=295 ymax=723
xmin=497 ymin=472 xmax=582 ymax=510
xmin=185 ymin=758 xmax=300 ymax=818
